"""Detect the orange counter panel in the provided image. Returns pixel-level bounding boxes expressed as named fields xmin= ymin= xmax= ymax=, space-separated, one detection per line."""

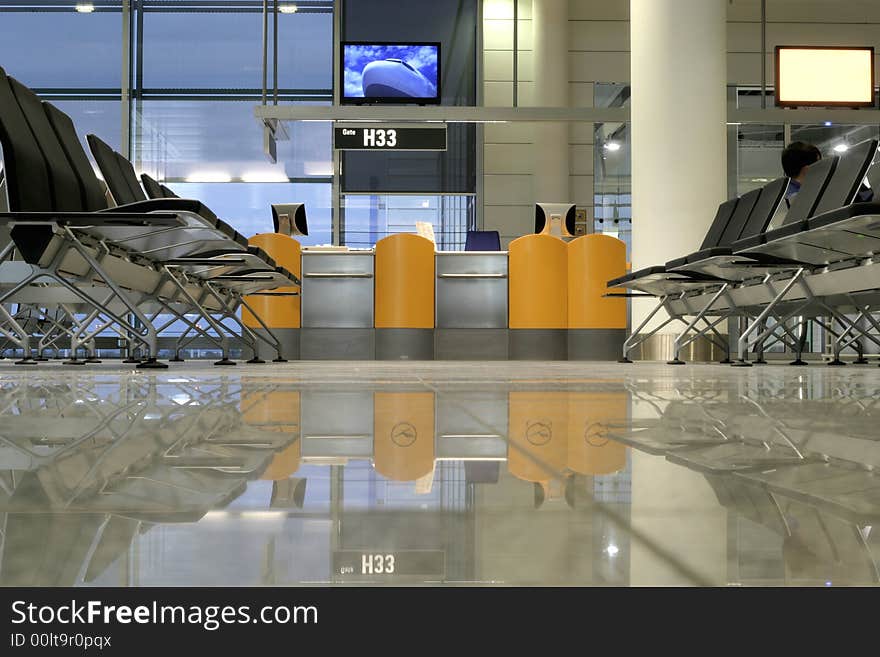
xmin=374 ymin=234 xmax=435 ymax=329
xmin=507 ymin=391 xmax=568 ymax=483
xmin=508 ymin=234 xmax=568 ymax=329
xmin=242 ymin=233 xmax=302 ymax=329
xmin=567 ymin=234 xmax=627 ymax=330
xmin=373 ymin=392 xmax=435 ymax=481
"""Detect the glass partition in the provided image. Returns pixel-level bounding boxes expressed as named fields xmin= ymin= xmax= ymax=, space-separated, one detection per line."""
xmin=593 ymin=84 xmax=631 ymax=259
xmin=341 ymin=194 xmax=475 ymax=250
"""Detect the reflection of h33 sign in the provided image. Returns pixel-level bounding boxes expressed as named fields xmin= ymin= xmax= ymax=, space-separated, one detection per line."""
xmin=334 ymin=125 xmax=447 ymax=151
xmin=391 ymin=421 xmax=418 ymax=447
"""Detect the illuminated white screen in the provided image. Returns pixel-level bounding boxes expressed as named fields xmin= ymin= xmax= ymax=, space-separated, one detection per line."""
xmin=777 ymin=47 xmax=874 ymax=106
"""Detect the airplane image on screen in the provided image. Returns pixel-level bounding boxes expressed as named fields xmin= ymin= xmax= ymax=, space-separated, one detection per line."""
xmin=362 ymin=59 xmax=437 ymax=98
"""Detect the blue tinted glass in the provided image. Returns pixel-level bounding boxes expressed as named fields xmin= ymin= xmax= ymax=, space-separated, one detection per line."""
xmin=164 ymin=182 xmax=332 ymax=245
xmin=134 ymin=100 xmax=331 ymax=180
xmin=341 ymin=194 xmax=472 ymax=249
xmin=51 ymin=99 xmax=123 ymax=152
xmin=0 ymin=10 xmax=122 ymax=88
xmin=343 ymin=44 xmax=438 ymax=99
xmin=142 ymin=10 xmax=332 ymax=89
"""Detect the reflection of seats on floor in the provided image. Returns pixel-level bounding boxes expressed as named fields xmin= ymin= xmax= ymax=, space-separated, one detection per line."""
xmin=617 ymin=381 xmax=880 ymax=580
xmin=0 ymin=378 xmax=299 ymax=585
xmin=704 ymin=472 xmax=879 ymax=584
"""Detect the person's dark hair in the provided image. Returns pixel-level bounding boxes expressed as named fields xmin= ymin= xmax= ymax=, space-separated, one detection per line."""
xmin=781 ymin=141 xmax=821 ymax=178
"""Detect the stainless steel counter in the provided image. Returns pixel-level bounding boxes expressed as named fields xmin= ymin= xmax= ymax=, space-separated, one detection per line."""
xmin=301 ymin=251 xmax=375 ymax=359
xmin=435 ymin=251 xmax=509 ymax=359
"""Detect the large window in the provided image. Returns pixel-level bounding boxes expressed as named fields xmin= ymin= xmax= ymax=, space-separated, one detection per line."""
xmin=133 ymin=1 xmax=334 ymax=239
xmin=0 ymin=5 xmax=123 ymax=89
xmin=133 ymin=100 xmax=331 ymax=183
xmin=141 ymin=6 xmax=332 ymax=90
xmin=167 ymin=181 xmax=332 ymax=245
xmin=0 ymin=0 xmax=334 ymax=241
xmin=0 ymin=1 xmax=125 ymax=175
xmin=593 ymin=84 xmax=632 ymax=259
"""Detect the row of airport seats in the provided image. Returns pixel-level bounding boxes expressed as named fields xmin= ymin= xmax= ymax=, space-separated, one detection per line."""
xmin=610 ymin=138 xmax=880 ymax=365
xmin=0 ymin=67 xmax=299 ymax=367
xmin=237 ymin=231 xmax=627 ymax=361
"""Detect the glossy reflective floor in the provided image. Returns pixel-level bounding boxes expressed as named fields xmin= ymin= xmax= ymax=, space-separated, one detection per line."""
xmin=1 ymin=360 xmax=878 ymax=587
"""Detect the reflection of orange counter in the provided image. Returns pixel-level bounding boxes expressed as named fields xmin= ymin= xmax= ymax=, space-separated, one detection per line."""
xmin=566 ymin=392 xmax=626 ymax=475
xmin=373 ymin=392 xmax=435 ymax=481
xmin=507 ymin=392 xmax=568 ymax=483
xmin=242 ymin=234 xmax=302 ymax=360
xmin=508 ymin=390 xmax=628 ymax=484
xmin=241 ymin=388 xmax=302 ymax=480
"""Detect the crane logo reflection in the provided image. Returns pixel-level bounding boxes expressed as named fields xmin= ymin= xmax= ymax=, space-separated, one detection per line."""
xmin=390 ymin=421 xmax=418 ymax=447
xmin=525 ymin=420 xmax=552 ymax=446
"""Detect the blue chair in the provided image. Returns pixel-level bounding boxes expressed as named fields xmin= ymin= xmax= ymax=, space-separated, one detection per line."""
xmin=465 ymin=230 xmax=501 ymax=251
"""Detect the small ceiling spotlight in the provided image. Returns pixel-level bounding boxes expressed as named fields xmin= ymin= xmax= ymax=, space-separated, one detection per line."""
xmin=833 ymin=143 xmax=849 ymax=153
xmin=75 ymin=3 xmax=95 ymax=12
xmin=604 ymin=142 xmax=621 ymax=152
xmin=279 ymin=3 xmax=298 ymax=13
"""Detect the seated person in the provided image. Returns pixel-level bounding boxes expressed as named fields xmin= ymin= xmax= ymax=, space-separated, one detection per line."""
xmin=782 ymin=141 xmax=821 ymax=206
xmin=782 ymin=140 xmax=874 ymax=205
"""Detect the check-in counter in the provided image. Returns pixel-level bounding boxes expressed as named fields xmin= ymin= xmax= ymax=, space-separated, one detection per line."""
xmin=508 ymin=235 xmax=568 ymax=359
xmin=435 ymin=251 xmax=509 ymax=359
xmin=300 ymin=250 xmax=375 ymax=359
xmin=375 ymin=235 xmax=435 ymax=360
xmin=242 ymin=233 xmax=302 ymax=361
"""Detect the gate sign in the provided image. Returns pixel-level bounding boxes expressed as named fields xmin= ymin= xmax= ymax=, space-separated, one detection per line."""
xmin=334 ymin=124 xmax=447 ymax=151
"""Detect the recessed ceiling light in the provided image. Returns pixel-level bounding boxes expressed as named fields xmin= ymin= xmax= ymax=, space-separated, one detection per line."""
xmin=75 ymin=3 xmax=95 ymax=12
xmin=279 ymin=3 xmax=298 ymax=13
xmin=833 ymin=144 xmax=849 ymax=153
xmin=604 ymin=142 xmax=621 ymax=152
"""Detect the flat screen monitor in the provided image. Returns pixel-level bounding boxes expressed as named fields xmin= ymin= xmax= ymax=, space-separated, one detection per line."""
xmin=535 ymin=202 xmax=576 ymax=238
xmin=776 ymin=46 xmax=876 ymax=108
xmin=341 ymin=42 xmax=441 ymax=105
xmin=272 ymin=203 xmax=308 ymax=236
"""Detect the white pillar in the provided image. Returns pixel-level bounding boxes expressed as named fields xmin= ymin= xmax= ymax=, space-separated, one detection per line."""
xmin=532 ymin=0 xmax=570 ymax=202
xmin=630 ymin=0 xmax=727 ymax=333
